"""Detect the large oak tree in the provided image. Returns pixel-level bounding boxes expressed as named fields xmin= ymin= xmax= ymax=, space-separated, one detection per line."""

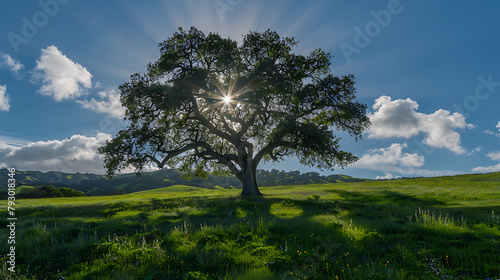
xmin=99 ymin=27 xmax=370 ymax=195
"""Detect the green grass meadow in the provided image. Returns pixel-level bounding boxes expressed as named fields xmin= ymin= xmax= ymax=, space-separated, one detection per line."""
xmin=1 ymin=173 xmax=500 ymax=279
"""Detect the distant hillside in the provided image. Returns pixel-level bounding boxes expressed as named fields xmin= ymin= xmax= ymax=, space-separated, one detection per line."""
xmin=0 ymin=168 xmax=103 ymax=186
xmin=0 ymin=168 xmax=364 ymax=197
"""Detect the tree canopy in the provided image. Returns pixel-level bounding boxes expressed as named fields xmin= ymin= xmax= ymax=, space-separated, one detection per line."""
xmin=99 ymin=27 xmax=370 ymax=195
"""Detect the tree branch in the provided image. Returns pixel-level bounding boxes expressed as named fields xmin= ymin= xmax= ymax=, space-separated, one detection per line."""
xmin=189 ymin=96 xmax=236 ymax=144
xmin=237 ymin=109 xmax=261 ymax=137
xmin=195 ymin=142 xmax=242 ymax=179
xmin=155 ymin=143 xmax=201 ymax=168
xmin=151 ymin=141 xmax=242 ymax=179
xmin=219 ymin=110 xmax=239 ymax=138
xmin=252 ymin=141 xmax=297 ymax=167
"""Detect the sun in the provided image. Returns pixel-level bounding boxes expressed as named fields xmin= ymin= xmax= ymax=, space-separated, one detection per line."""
xmin=223 ymin=95 xmax=231 ymax=104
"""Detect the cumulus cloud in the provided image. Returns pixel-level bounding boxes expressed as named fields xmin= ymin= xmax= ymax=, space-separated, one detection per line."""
xmin=0 ymin=133 xmax=111 ymax=174
xmin=354 ymin=143 xmax=459 ymax=177
xmin=487 ymin=151 xmax=500 ymax=161
xmin=472 ymin=164 xmax=500 ymax=173
xmin=355 ymin=143 xmax=425 ymax=169
xmin=34 ymin=45 xmax=92 ymax=101
xmin=376 ymin=173 xmax=400 ymax=180
xmin=471 ymin=151 xmax=500 ymax=173
xmin=369 ymin=96 xmax=421 ymax=138
xmin=0 ymin=53 xmax=24 ymax=79
xmin=368 ymin=96 xmax=474 ymax=154
xmin=0 ymin=84 xmax=10 ymax=111
xmin=78 ymin=88 xmax=125 ymax=119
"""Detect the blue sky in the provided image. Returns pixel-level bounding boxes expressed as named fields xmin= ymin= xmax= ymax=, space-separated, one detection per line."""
xmin=1 ymin=0 xmax=499 ymax=179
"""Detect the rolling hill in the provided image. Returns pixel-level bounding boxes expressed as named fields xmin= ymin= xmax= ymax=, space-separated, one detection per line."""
xmin=0 ymin=168 xmax=365 ymax=196
xmin=1 ymin=172 xmax=499 ymax=279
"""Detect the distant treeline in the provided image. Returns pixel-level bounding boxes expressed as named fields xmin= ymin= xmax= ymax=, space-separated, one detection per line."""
xmin=70 ymin=169 xmax=365 ymax=196
xmin=0 ymin=168 xmax=365 ymax=197
xmin=15 ymin=185 xmax=85 ymax=199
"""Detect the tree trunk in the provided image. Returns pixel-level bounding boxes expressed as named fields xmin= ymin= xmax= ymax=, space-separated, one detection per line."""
xmin=240 ymin=165 xmax=262 ymax=196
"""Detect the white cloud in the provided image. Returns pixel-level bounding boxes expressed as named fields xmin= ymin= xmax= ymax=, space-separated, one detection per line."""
xmin=484 ymin=121 xmax=500 ymax=137
xmin=362 ymin=164 xmax=461 ymax=177
xmin=484 ymin=130 xmax=500 ymax=137
xmin=0 ymin=133 xmax=156 ymax=174
xmin=382 ymin=167 xmax=462 ymax=177
xmin=0 ymin=133 xmax=111 ymax=174
xmin=369 ymin=96 xmax=421 ymax=138
xmin=487 ymin=151 xmax=500 ymax=161
xmin=467 ymin=146 xmax=482 ymax=155
xmin=368 ymin=96 xmax=474 ymax=154
xmin=77 ymin=88 xmax=125 ymax=119
xmin=376 ymin=173 xmax=400 ymax=180
xmin=422 ymin=109 xmax=474 ymax=154
xmin=354 ymin=143 xmax=460 ymax=177
xmin=471 ymin=150 xmax=500 ymax=173
xmin=34 ymin=45 xmax=92 ymax=101
xmin=356 ymin=143 xmax=425 ymax=168
xmin=0 ymin=53 xmax=24 ymax=79
xmin=0 ymin=85 xmax=10 ymax=111
xmin=472 ymin=164 xmax=500 ymax=173
xmin=0 ymin=133 xmax=31 ymax=147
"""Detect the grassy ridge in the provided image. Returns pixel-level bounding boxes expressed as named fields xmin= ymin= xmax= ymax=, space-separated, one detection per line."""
xmin=0 ymin=168 xmax=364 ymax=197
xmin=1 ymin=173 xmax=500 ymax=279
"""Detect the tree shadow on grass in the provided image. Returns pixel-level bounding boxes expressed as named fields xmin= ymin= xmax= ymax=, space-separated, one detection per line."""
xmin=325 ymin=188 xmax=448 ymax=206
xmin=164 ymin=193 xmax=493 ymax=278
xmin=138 ymin=194 xmax=353 ymax=278
xmin=12 ymin=188 xmax=500 ymax=279
xmin=311 ymin=189 xmax=500 ymax=278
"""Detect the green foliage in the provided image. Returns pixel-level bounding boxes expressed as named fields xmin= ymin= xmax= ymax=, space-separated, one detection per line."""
xmin=99 ymin=27 xmax=370 ymax=195
xmin=15 ymin=185 xmax=85 ymax=198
